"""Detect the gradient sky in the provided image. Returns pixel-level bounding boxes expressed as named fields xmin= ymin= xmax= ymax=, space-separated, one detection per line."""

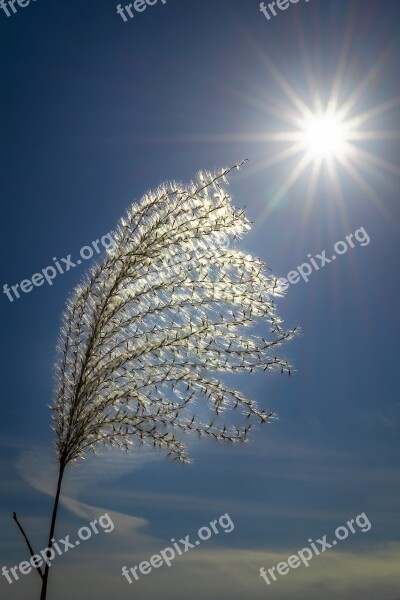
xmin=1 ymin=1 xmax=399 ymax=599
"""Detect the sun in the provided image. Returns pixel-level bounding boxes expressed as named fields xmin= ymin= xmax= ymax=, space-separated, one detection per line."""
xmin=177 ymin=19 xmax=400 ymax=225
xmin=301 ymin=113 xmax=348 ymax=159
xmin=234 ymin=50 xmax=400 ymax=216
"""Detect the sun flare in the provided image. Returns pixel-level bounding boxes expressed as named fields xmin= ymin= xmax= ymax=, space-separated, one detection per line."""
xmin=240 ymin=49 xmax=400 ymax=216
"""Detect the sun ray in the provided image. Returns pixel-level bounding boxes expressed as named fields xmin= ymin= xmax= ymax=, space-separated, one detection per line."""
xmin=344 ymin=143 xmax=400 ymax=179
xmin=324 ymin=157 xmax=352 ymax=236
xmin=336 ymin=153 xmax=380 ymax=205
xmin=336 ymin=44 xmax=396 ymax=122
xmin=273 ymin=151 xmax=315 ymax=200
xmin=346 ymin=130 xmax=400 ymax=141
xmin=344 ymin=97 xmax=400 ymax=130
xmin=300 ymin=157 xmax=324 ymax=227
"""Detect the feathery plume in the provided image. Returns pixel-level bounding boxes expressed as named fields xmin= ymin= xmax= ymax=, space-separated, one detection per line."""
xmin=15 ymin=161 xmax=297 ymax=600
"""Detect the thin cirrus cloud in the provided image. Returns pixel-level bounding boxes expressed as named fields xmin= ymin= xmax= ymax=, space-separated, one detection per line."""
xmin=1 ymin=439 xmax=399 ymax=600
xmin=2 ymin=541 xmax=400 ymax=600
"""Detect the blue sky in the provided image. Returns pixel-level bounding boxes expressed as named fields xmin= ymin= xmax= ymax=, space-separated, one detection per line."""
xmin=1 ymin=0 xmax=399 ymax=598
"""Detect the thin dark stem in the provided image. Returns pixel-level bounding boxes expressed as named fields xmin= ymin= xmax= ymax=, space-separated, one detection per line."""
xmin=39 ymin=462 xmax=66 ymax=600
xmin=12 ymin=512 xmax=44 ymax=580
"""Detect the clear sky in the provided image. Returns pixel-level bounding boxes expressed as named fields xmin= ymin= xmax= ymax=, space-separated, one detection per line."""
xmin=1 ymin=0 xmax=399 ymax=599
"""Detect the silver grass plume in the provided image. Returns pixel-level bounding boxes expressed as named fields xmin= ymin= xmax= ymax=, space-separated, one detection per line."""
xmin=53 ymin=161 xmax=296 ymax=467
xmin=14 ymin=161 xmax=297 ymax=600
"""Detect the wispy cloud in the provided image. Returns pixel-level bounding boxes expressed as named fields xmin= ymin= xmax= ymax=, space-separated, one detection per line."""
xmin=2 ymin=540 xmax=399 ymax=600
xmin=14 ymin=445 xmax=160 ymax=540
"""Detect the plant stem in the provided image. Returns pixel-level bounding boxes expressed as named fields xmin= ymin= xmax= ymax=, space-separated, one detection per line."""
xmin=39 ymin=462 xmax=65 ymax=600
xmin=12 ymin=512 xmax=44 ymax=580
